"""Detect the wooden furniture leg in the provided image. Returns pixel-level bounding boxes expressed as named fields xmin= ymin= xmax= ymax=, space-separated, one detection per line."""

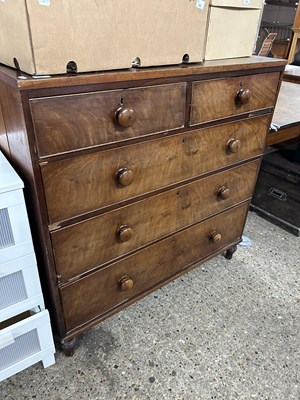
xmin=224 ymin=245 xmax=238 ymax=260
xmin=61 ymin=337 xmax=77 ymax=356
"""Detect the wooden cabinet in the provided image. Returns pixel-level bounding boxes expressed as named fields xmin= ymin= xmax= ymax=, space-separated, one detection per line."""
xmin=0 ymin=57 xmax=285 ymax=355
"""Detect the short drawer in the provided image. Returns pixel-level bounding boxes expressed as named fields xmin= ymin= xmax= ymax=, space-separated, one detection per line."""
xmin=0 ymin=310 xmax=55 ymax=382
xmin=0 ymin=254 xmax=44 ymax=322
xmin=52 ymin=160 xmax=260 ymax=283
xmin=190 ymin=72 xmax=280 ymax=125
xmin=61 ymin=202 xmax=249 ymax=332
xmin=30 ymin=83 xmax=186 ymax=157
xmin=0 ymin=191 xmax=34 ymax=264
xmin=42 ymin=115 xmax=269 ymax=224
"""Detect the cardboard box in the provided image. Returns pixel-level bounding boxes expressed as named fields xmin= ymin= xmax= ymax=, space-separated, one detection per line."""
xmin=205 ymin=0 xmax=264 ymax=61
xmin=0 ymin=0 xmax=209 ymax=75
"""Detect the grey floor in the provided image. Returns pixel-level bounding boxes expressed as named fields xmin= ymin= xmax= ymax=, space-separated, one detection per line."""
xmin=1 ymin=211 xmax=299 ymax=400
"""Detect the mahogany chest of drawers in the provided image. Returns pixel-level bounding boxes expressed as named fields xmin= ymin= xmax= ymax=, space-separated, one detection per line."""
xmin=0 ymin=57 xmax=285 ymax=354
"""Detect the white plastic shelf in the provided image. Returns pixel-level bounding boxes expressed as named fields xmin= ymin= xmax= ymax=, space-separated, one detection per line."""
xmin=0 ymin=151 xmax=55 ymax=381
xmin=0 ymin=253 xmax=45 ymax=322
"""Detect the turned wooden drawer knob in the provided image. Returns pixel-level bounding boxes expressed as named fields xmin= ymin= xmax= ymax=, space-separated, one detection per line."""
xmin=116 ymin=225 xmax=133 ymax=242
xmin=227 ymin=138 xmax=241 ymax=153
xmin=115 ymin=106 xmax=136 ymax=128
xmin=236 ymin=88 xmax=251 ymax=105
xmin=210 ymin=231 xmax=222 ymax=243
xmin=116 ymin=168 xmax=134 ymax=186
xmin=218 ymin=186 xmax=230 ymax=200
xmin=119 ymin=275 xmax=134 ymax=291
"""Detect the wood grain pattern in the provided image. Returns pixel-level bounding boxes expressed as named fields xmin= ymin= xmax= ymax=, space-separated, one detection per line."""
xmin=0 ymin=58 xmax=284 ymax=350
xmin=266 ymin=125 xmax=300 ymax=146
xmin=2 ymin=56 xmax=285 ymax=91
xmin=0 ymin=76 xmax=67 ymax=337
xmin=0 ymin=80 xmax=31 ymax=168
xmin=61 ymin=202 xmax=249 ymax=332
xmin=42 ymin=115 xmax=269 ymax=223
xmin=283 ymin=71 xmax=300 ymax=84
xmin=30 ymin=83 xmax=186 ymax=157
xmin=272 ymin=81 xmax=300 ymax=128
xmin=190 ymin=72 xmax=280 ymax=125
xmin=266 ymin=81 xmax=300 ymax=146
xmin=0 ymin=101 xmax=10 ymax=155
xmin=52 ymin=160 xmax=260 ymax=283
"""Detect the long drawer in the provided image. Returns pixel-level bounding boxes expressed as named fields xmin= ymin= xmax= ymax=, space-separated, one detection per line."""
xmin=42 ymin=115 xmax=269 ymax=224
xmin=190 ymin=72 xmax=280 ymax=125
xmin=61 ymin=202 xmax=249 ymax=332
xmin=52 ymin=160 xmax=259 ymax=283
xmin=30 ymin=83 xmax=186 ymax=157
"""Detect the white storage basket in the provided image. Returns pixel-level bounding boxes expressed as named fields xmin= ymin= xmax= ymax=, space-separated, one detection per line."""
xmin=0 ymin=152 xmax=55 ymax=380
xmin=0 ymin=154 xmax=34 ymax=264
xmin=0 ymin=310 xmax=55 ymax=381
xmin=0 ymin=253 xmax=45 ymax=322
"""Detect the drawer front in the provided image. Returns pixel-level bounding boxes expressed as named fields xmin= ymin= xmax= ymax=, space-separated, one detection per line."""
xmin=252 ymin=169 xmax=300 ymax=228
xmin=0 ymin=200 xmax=34 ymax=264
xmin=190 ymin=72 xmax=280 ymax=125
xmin=0 ymin=254 xmax=44 ymax=322
xmin=0 ymin=310 xmax=55 ymax=381
xmin=42 ymin=115 xmax=269 ymax=224
xmin=52 ymin=160 xmax=260 ymax=283
xmin=61 ymin=202 xmax=249 ymax=331
xmin=30 ymin=83 xmax=186 ymax=157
